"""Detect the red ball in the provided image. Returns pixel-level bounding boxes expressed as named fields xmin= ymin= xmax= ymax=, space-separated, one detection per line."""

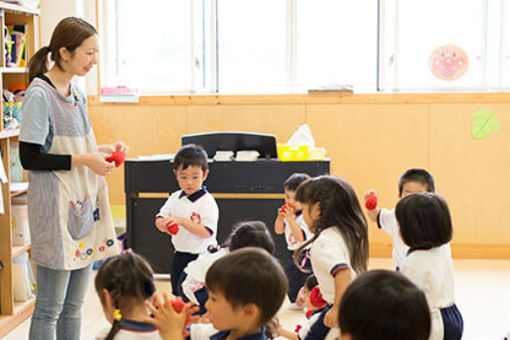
xmin=280 ymin=203 xmax=294 ymax=213
xmin=170 ymin=298 xmax=191 ymax=326
xmin=365 ymin=194 xmax=378 ymax=211
xmin=106 ymin=150 xmax=125 ymax=167
xmin=167 ymin=223 xmax=179 ymax=235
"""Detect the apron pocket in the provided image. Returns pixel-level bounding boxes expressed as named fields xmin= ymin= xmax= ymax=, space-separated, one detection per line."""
xmin=67 ymin=196 xmax=94 ymax=240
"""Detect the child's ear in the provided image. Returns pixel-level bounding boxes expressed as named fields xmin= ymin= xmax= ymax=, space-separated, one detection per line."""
xmin=102 ymin=288 xmax=114 ymax=308
xmin=242 ymin=303 xmax=260 ymax=322
xmin=311 ymin=202 xmax=321 ymax=220
xmin=203 ymin=169 xmax=209 ymax=181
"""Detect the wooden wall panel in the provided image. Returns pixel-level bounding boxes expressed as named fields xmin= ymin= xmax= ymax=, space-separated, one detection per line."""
xmin=89 ymin=105 xmax=186 ymax=205
xmin=306 ymin=104 xmax=430 ymax=246
xmin=429 ymin=103 xmax=510 ymax=245
xmin=186 ymin=104 xmax=306 ymax=143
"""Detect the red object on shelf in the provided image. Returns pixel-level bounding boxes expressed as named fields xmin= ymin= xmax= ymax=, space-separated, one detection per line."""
xmin=280 ymin=203 xmax=294 ymax=213
xmin=106 ymin=150 xmax=125 ymax=167
xmin=365 ymin=194 xmax=378 ymax=211
xmin=167 ymin=223 xmax=179 ymax=235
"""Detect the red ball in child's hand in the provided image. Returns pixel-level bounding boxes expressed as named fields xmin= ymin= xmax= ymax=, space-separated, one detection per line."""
xmin=365 ymin=194 xmax=378 ymax=211
xmin=280 ymin=203 xmax=294 ymax=214
xmin=167 ymin=223 xmax=179 ymax=235
xmin=105 ymin=150 xmax=125 ymax=167
xmin=170 ymin=298 xmax=191 ymax=326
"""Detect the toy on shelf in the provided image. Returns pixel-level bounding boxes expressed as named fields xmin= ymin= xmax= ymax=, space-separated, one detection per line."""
xmin=365 ymin=194 xmax=378 ymax=211
xmin=105 ymin=150 xmax=125 ymax=167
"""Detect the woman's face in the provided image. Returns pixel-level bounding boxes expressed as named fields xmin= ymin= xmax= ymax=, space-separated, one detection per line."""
xmin=65 ymin=34 xmax=99 ymax=76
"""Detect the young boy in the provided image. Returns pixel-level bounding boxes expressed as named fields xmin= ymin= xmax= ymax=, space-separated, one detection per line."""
xmin=277 ymin=275 xmax=328 ymax=340
xmin=147 ymin=247 xmax=288 ymax=340
xmin=155 ymin=144 xmax=219 ymax=295
xmin=274 ymin=173 xmax=312 ymax=308
xmin=363 ymin=168 xmax=435 ymax=269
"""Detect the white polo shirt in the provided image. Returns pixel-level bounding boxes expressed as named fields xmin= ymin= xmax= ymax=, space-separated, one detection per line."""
xmin=401 ymin=245 xmax=455 ymax=340
xmin=378 ymin=208 xmax=409 ymax=269
xmin=309 ymin=226 xmax=356 ymax=304
xmin=156 ymin=188 xmax=218 ymax=253
xmin=284 ymin=212 xmax=312 ymax=251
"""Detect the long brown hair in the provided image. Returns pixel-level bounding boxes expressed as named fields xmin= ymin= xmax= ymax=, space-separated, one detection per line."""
xmin=28 ymin=17 xmax=97 ymax=83
xmin=293 ymin=176 xmax=369 ymax=275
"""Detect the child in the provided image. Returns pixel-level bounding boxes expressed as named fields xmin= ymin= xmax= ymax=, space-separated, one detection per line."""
xmin=154 ymin=144 xmax=219 ymax=295
xmin=146 ymin=247 xmax=288 ymax=340
xmin=396 ymin=193 xmax=463 ymax=340
xmin=95 ymin=252 xmax=161 ymax=340
xmin=274 ymin=173 xmax=312 ymax=307
xmin=179 ymin=220 xmax=276 ymax=314
xmin=277 ymin=275 xmax=328 ymax=340
xmin=294 ymin=176 xmax=369 ymax=340
xmin=338 ymin=270 xmax=431 ymax=340
xmin=364 ymin=168 xmax=435 ymax=269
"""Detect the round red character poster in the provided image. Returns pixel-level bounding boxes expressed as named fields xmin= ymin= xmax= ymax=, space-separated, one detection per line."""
xmin=429 ymin=44 xmax=469 ymax=81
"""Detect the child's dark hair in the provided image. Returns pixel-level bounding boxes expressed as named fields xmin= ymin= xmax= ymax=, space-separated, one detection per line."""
xmin=284 ymin=173 xmax=311 ymax=191
xmin=398 ymin=168 xmax=435 ymax=196
xmin=338 ymin=270 xmax=430 ymax=340
xmin=208 ymin=220 xmax=275 ymax=254
xmin=95 ymin=252 xmax=155 ymax=340
xmin=173 ymin=144 xmax=208 ymax=172
xmin=396 ymin=192 xmax=452 ymax=248
xmin=304 ymin=274 xmax=318 ymax=291
xmin=294 ymin=176 xmax=369 ymax=275
xmin=29 ymin=17 xmax=97 ymax=83
xmin=205 ymin=247 xmax=288 ymax=327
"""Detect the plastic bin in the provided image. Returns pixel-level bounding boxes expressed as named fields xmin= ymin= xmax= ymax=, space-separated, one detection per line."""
xmin=277 ymin=144 xmax=310 ymax=161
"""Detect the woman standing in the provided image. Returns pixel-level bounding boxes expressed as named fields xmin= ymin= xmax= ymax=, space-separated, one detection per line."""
xmin=20 ymin=17 xmax=128 ymax=340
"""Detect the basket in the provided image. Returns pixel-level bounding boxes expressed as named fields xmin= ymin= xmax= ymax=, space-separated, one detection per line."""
xmin=277 ymin=144 xmax=310 ymax=161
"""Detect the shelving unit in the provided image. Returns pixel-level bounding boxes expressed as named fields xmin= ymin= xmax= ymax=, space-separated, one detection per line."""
xmin=0 ymin=4 xmax=39 ymax=338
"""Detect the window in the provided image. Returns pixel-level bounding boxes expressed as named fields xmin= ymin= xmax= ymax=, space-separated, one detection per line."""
xmin=102 ymin=0 xmax=510 ymax=94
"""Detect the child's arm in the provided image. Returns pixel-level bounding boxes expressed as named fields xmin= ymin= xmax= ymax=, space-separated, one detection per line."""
xmin=277 ymin=326 xmax=299 ymax=340
xmin=155 ymin=197 xmax=174 ymax=233
xmin=274 ymin=209 xmax=285 ymax=234
xmin=283 ymin=207 xmax=305 ymax=243
xmin=172 ymin=216 xmax=213 ymax=238
xmin=323 ymin=269 xmax=351 ymax=328
xmin=363 ymin=189 xmax=380 ymax=223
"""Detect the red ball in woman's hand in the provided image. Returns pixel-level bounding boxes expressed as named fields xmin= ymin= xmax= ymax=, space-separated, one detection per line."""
xmin=106 ymin=150 xmax=125 ymax=167
xmin=365 ymin=194 xmax=378 ymax=211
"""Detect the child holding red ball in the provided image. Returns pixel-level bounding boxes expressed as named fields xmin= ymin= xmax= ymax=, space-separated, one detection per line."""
xmin=274 ymin=173 xmax=312 ymax=309
xmin=154 ymin=144 xmax=219 ymax=296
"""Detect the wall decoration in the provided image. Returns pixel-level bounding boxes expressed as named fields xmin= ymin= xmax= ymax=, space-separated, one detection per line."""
xmin=472 ymin=109 xmax=500 ymax=139
xmin=429 ymin=45 xmax=469 ymax=81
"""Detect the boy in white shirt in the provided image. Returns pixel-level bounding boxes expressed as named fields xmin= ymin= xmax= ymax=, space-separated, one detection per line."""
xmin=364 ymin=168 xmax=435 ymax=269
xmin=155 ymin=144 xmax=219 ymax=295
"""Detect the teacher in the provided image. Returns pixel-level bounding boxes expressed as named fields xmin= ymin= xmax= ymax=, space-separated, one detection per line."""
xmin=20 ymin=17 xmax=127 ymax=340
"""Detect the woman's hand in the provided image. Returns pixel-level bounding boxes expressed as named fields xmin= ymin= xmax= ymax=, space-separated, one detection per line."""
xmin=85 ymin=153 xmax=115 ymax=176
xmin=98 ymin=141 xmax=129 ymax=156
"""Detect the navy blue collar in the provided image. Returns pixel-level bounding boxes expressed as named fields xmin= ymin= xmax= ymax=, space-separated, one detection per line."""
xmin=179 ymin=186 xmax=207 ymax=202
xmin=407 ymin=246 xmax=432 ymax=256
xmin=310 ymin=306 xmax=328 ymax=318
xmin=210 ymin=327 xmax=266 ymax=340
xmin=119 ymin=319 xmax=157 ymax=332
xmin=295 ymin=210 xmax=303 ymax=217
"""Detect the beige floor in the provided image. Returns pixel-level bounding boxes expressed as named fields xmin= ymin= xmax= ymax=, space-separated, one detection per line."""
xmin=3 ymin=258 xmax=510 ymax=340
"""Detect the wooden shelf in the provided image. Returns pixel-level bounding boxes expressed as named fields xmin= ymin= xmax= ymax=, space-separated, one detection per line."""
xmin=0 ymin=128 xmax=20 ymax=139
xmin=0 ymin=298 xmax=35 ymax=338
xmin=0 ymin=67 xmax=27 ymax=74
xmin=11 ymin=244 xmax=30 ymax=258
xmin=0 ymin=3 xmax=39 ymax=15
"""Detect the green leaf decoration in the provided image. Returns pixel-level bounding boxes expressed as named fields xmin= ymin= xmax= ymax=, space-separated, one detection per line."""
xmin=472 ymin=110 xmax=500 ymax=139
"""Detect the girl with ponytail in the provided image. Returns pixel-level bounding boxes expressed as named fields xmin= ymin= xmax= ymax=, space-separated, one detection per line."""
xmin=293 ymin=176 xmax=369 ymax=340
xmin=95 ymin=252 xmax=162 ymax=340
